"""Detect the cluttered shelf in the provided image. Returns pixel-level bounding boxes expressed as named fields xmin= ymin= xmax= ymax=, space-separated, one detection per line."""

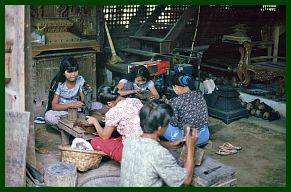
xmin=32 ymin=40 xmax=100 ymax=57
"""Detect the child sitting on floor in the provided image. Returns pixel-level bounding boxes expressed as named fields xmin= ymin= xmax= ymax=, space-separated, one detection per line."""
xmin=45 ymin=56 xmax=102 ymax=125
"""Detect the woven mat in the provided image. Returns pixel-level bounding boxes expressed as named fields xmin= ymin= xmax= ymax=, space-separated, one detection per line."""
xmin=78 ymin=175 xmax=120 ymax=187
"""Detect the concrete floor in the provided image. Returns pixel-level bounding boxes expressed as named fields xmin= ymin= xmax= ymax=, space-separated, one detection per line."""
xmin=34 ymin=115 xmax=286 ymax=187
xmin=206 ymin=116 xmax=286 ymax=186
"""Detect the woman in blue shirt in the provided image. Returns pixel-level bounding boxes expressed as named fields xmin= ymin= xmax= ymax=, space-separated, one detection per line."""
xmin=44 ymin=57 xmax=102 ymax=125
xmin=116 ymin=65 xmax=160 ymax=100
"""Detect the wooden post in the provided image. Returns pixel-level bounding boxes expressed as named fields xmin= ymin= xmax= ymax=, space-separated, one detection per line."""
xmin=5 ymin=5 xmax=26 ymax=111
xmin=61 ymin=130 xmax=71 ymax=145
xmin=106 ymin=68 xmax=113 ymax=84
xmin=272 ymin=25 xmax=280 ymax=64
xmin=25 ymin=5 xmax=37 ymax=168
xmin=44 ymin=162 xmax=77 ymax=187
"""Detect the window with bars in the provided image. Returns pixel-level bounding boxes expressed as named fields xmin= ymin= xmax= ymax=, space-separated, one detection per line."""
xmin=155 ymin=6 xmax=189 ymax=29
xmin=104 ymin=5 xmax=156 ymax=29
xmin=103 ymin=5 xmax=192 ymax=30
xmin=209 ymin=5 xmax=236 ymax=19
xmin=103 ymin=5 xmax=277 ymax=30
xmin=260 ymin=5 xmax=276 ymax=12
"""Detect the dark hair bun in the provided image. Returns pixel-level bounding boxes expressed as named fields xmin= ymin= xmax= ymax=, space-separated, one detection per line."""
xmin=179 ymin=76 xmax=191 ymax=86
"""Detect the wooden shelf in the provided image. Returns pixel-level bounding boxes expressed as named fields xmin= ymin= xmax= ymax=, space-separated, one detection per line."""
xmin=129 ymin=36 xmax=171 ymax=43
xmin=106 ymin=62 xmax=130 ymax=75
xmin=122 ymin=48 xmax=159 ymax=57
xmin=32 ymin=40 xmax=100 ymax=57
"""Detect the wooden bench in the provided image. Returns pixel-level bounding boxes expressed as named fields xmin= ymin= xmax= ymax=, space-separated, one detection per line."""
xmin=57 ymin=115 xmax=97 ymax=145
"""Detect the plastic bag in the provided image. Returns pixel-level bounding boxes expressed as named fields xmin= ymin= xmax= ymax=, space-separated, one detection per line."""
xmin=31 ymin=31 xmax=45 ymax=44
xmin=71 ymin=138 xmax=93 ymax=151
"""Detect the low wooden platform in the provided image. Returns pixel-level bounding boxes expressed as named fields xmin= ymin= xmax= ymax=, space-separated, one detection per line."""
xmin=192 ymin=156 xmax=237 ymax=187
xmin=57 ymin=115 xmax=97 ymax=145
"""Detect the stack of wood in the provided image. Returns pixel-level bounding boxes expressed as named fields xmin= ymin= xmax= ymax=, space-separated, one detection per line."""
xmin=241 ymin=98 xmax=280 ymax=121
xmin=26 ymin=163 xmax=45 ymax=187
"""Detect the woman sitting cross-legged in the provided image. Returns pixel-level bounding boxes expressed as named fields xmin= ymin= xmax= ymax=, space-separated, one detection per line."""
xmin=161 ymin=72 xmax=210 ymax=147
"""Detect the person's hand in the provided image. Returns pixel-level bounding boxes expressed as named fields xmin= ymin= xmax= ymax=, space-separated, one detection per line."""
xmin=86 ymin=116 xmax=99 ymax=126
xmin=171 ymin=137 xmax=186 ymax=148
xmin=185 ymin=128 xmax=199 ymax=146
xmin=132 ymin=89 xmax=141 ymax=94
xmin=149 ymin=95 xmax=156 ymax=100
xmin=70 ymin=101 xmax=84 ymax=108
xmin=101 ymin=116 xmax=105 ymax=122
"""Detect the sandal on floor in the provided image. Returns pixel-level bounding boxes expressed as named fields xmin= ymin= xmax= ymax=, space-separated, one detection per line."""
xmin=215 ymin=148 xmax=238 ymax=156
xmin=220 ymin=142 xmax=242 ymax=150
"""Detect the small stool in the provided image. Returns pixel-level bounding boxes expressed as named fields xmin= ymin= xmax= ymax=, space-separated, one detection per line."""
xmin=44 ymin=162 xmax=77 ymax=187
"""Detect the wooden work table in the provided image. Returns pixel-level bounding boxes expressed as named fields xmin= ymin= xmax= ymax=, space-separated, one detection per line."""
xmin=57 ymin=115 xmax=97 ymax=145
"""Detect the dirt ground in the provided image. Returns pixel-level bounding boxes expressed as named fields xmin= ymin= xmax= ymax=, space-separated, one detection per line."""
xmin=206 ymin=116 xmax=286 ymax=187
xmin=34 ymin=115 xmax=286 ymax=187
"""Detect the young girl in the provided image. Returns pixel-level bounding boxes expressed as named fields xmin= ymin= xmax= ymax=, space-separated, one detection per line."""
xmin=86 ymin=85 xmax=143 ymax=163
xmin=162 ymin=72 xmax=210 ymax=146
xmin=44 ymin=57 xmax=102 ymax=125
xmin=116 ymin=65 xmax=160 ymax=100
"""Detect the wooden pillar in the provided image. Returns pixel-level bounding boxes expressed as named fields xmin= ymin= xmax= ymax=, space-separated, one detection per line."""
xmin=5 ymin=5 xmax=26 ymax=111
xmin=95 ymin=6 xmax=106 ymax=89
xmin=5 ymin=5 xmax=36 ymax=186
xmin=272 ymin=25 xmax=280 ymax=64
xmin=61 ymin=130 xmax=71 ymax=145
xmin=24 ymin=5 xmax=37 ymax=168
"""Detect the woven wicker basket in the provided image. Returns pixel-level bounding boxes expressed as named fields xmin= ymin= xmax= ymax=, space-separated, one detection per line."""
xmin=58 ymin=145 xmax=106 ymax=172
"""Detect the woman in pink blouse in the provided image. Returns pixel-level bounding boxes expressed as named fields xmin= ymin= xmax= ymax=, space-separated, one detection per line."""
xmin=86 ymin=85 xmax=143 ymax=163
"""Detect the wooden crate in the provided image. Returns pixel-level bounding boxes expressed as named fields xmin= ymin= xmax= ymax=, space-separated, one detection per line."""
xmin=32 ymin=53 xmax=96 ymax=116
xmin=192 ymin=156 xmax=237 ymax=187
